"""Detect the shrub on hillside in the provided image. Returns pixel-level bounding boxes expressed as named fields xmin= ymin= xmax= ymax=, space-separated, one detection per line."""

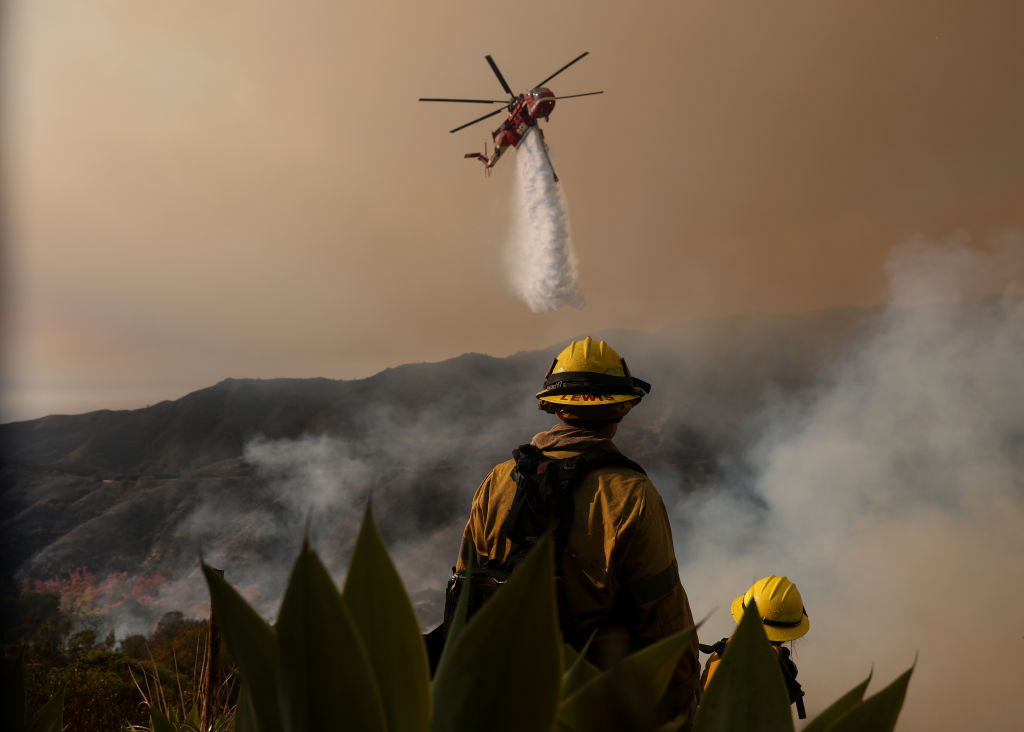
xmin=25 ymin=648 xmax=146 ymax=731
xmin=6 ymin=592 xmax=224 ymax=731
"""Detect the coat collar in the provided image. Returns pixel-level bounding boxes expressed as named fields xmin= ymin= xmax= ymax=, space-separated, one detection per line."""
xmin=530 ymin=422 xmax=620 ymax=454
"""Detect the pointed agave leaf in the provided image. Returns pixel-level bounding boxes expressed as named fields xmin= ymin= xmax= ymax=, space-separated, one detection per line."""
xmin=823 ymin=665 xmax=913 ymax=732
xmin=694 ymin=599 xmax=794 ymax=732
xmin=202 ymin=563 xmax=282 ymax=732
xmin=801 ymin=672 xmax=872 ymax=732
xmin=276 ymin=542 xmax=387 ymax=732
xmin=233 ymin=683 xmax=259 ymax=732
xmin=562 ymin=641 xmax=583 ymax=667
xmin=25 ymin=688 xmax=64 ymax=732
xmin=342 ymin=504 xmax=431 ymax=732
xmin=148 ymin=708 xmax=177 ymax=732
xmin=432 ymin=534 xmax=562 ymax=732
xmin=654 ymin=717 xmax=691 ymax=732
xmin=561 ymin=639 xmax=601 ymax=697
xmin=559 ymin=624 xmax=697 ymax=732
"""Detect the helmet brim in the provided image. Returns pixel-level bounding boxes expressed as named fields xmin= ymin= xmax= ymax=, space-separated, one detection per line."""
xmin=536 ymin=392 xmax=640 ymax=405
xmin=730 ymin=595 xmax=810 ymax=642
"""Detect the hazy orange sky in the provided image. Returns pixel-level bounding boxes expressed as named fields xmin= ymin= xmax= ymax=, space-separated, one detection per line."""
xmin=3 ymin=0 xmax=1022 ymax=421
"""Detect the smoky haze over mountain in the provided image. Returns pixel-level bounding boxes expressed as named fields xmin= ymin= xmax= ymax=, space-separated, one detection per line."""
xmin=0 ymin=308 xmax=872 ymax=621
xmin=2 ymin=235 xmax=1021 ymax=729
xmin=677 ymin=238 xmax=1024 ymax=730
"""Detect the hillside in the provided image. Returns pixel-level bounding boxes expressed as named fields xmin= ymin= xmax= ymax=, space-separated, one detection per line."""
xmin=0 ymin=306 xmax=880 ymax=624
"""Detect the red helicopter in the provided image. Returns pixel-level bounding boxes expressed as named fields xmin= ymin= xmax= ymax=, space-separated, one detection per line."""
xmin=419 ymin=52 xmax=603 ymax=181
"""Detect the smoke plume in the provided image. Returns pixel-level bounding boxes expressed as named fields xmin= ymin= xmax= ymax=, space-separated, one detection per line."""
xmin=505 ymin=131 xmax=585 ymax=311
xmin=672 ymin=232 xmax=1024 ymax=730
xmin=168 ymin=402 xmax=538 ymax=630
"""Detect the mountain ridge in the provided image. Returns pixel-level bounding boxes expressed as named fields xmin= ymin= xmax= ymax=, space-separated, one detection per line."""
xmin=1 ymin=306 xmax=888 ymax=593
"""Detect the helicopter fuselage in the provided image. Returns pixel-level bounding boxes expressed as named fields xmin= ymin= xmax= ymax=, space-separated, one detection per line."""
xmin=492 ymin=88 xmax=556 ymax=150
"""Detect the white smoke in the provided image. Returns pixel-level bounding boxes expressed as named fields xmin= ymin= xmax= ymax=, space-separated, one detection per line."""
xmin=243 ymin=434 xmax=372 ymax=515
xmin=674 ymin=232 xmax=1024 ymax=730
xmin=504 ymin=130 xmax=585 ymax=312
xmin=169 ymin=396 xmax=539 ymax=627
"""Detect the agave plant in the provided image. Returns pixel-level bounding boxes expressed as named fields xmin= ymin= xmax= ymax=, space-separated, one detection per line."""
xmin=155 ymin=506 xmax=911 ymax=732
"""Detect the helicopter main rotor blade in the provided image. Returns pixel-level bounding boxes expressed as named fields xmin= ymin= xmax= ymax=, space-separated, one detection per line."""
xmin=534 ymin=51 xmax=589 ymax=89
xmin=552 ymin=91 xmax=604 ymax=100
xmin=485 ymin=55 xmax=515 ymax=98
xmin=419 ymin=97 xmax=509 ymax=104
xmin=449 ymin=106 xmax=507 ymax=134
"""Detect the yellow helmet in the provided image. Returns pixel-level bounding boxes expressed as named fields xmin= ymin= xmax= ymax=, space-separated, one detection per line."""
xmin=730 ymin=575 xmax=809 ymax=642
xmin=535 ymin=337 xmax=651 ymax=418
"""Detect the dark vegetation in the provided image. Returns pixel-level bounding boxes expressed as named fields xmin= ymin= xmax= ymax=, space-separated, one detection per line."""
xmin=2 ymin=573 xmax=231 ymax=731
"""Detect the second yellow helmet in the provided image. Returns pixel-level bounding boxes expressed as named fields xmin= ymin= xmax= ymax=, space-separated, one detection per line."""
xmin=731 ymin=575 xmax=809 ymax=642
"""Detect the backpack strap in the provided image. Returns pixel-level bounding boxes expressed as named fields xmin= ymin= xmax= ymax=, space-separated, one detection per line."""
xmin=499 ymin=444 xmax=553 ymax=567
xmin=699 ymin=637 xmax=729 ymax=656
xmin=564 ymin=448 xmax=646 ymax=479
xmin=502 ymin=445 xmax=648 ymax=561
xmin=550 ymin=447 xmax=646 ymax=550
xmin=778 ymin=645 xmax=807 ymax=719
xmin=516 ymin=446 xmax=648 ymax=642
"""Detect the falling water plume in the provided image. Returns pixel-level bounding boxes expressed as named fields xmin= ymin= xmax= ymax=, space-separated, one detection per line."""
xmin=505 ymin=131 xmax=584 ymax=312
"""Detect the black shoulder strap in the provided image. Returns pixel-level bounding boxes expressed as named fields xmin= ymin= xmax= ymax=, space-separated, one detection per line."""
xmin=550 ymin=448 xmax=645 ymax=558
xmin=499 ymin=444 xmax=555 ymax=563
xmin=492 ymin=444 xmax=651 ymax=645
xmin=778 ymin=646 xmax=807 ymax=719
xmin=500 ymin=445 xmax=647 ymax=565
xmin=699 ymin=637 xmax=729 ymax=656
xmin=560 ymin=447 xmax=646 ymax=480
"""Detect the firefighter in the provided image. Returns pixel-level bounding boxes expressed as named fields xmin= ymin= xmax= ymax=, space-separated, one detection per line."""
xmin=446 ymin=336 xmax=702 ymax=726
xmin=700 ymin=575 xmax=810 ymax=718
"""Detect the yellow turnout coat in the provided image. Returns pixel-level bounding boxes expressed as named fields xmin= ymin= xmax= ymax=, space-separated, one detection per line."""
xmin=455 ymin=423 xmax=701 ymax=722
